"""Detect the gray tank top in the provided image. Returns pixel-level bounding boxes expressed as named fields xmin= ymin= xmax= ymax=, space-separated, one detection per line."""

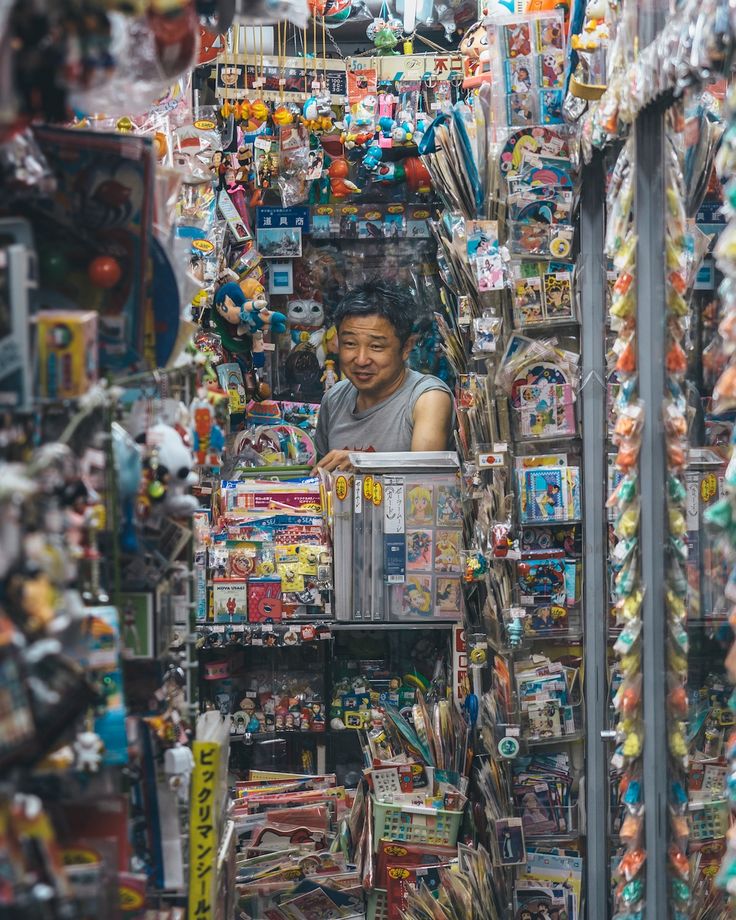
xmin=314 ymin=369 xmax=451 ymax=456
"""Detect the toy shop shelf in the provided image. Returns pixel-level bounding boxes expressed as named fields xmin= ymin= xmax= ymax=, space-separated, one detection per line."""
xmin=524 ymin=729 xmax=585 ymax=749
xmin=513 ymin=801 xmax=581 ymax=841
xmin=517 ymin=519 xmax=582 ymax=527
xmin=330 ymin=621 xmax=460 ymax=631
xmin=505 ymin=631 xmax=584 ymax=651
xmin=231 ymin=729 xmax=343 ymax=743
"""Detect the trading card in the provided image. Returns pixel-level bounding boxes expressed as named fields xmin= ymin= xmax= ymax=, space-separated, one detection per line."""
xmin=538 ymin=50 xmax=566 ymax=88
xmin=435 ymin=577 xmax=462 ymax=616
xmin=401 ymin=575 xmax=433 ymax=618
xmin=536 ymin=15 xmax=565 ymax=51
xmin=542 ymin=271 xmax=574 ymax=319
xmin=504 ymin=21 xmax=533 ymax=58
xmin=495 ymin=817 xmax=527 ymax=866
xmin=513 ymin=275 xmax=544 ymax=326
xmin=405 ymin=483 xmax=434 ymax=525
xmin=507 ymin=92 xmax=538 ymax=127
xmin=406 ymin=529 xmax=434 ymax=571
xmin=436 ymin=484 xmax=462 ymax=526
xmin=540 ymin=88 xmax=564 ymax=124
xmin=505 ymin=56 xmax=534 ymax=93
xmin=435 ymin=530 xmax=462 ymax=573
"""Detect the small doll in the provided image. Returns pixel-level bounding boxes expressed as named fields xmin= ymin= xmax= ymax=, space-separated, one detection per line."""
xmin=321 ymin=359 xmax=338 ymax=390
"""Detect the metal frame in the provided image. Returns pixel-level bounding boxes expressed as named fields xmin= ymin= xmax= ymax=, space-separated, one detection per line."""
xmin=580 ymin=151 xmax=610 ymax=920
xmin=636 ymin=104 xmax=670 ymax=918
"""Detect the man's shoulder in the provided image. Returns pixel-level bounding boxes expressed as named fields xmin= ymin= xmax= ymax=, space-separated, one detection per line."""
xmin=323 ymin=377 xmax=355 ymax=408
xmin=409 ymin=370 xmax=452 ymax=400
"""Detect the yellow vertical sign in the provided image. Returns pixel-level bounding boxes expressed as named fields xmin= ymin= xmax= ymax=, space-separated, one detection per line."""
xmin=188 ymin=741 xmax=220 ymax=920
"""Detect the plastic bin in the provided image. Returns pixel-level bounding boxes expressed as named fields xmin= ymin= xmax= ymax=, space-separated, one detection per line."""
xmin=372 ymin=800 xmax=463 ymax=850
xmin=367 ymin=888 xmax=389 ymax=920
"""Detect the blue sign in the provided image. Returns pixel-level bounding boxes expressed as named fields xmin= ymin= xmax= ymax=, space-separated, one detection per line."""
xmin=256 ymin=206 xmax=310 ymax=233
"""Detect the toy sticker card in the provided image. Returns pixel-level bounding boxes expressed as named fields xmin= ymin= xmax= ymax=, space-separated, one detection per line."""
xmin=435 ymin=577 xmax=462 ymax=617
xmin=405 ymin=483 xmax=434 ymax=525
xmin=513 ymin=276 xmax=545 ymax=326
xmin=434 ymin=530 xmax=462 ymax=573
xmin=436 ymin=484 xmax=462 ymax=525
xmin=407 ymin=530 xmax=433 ymax=571
xmin=504 ymin=21 xmax=533 ymax=58
xmin=518 ymin=382 xmax=576 ymax=438
xmin=400 ymin=575 xmax=433 ymax=618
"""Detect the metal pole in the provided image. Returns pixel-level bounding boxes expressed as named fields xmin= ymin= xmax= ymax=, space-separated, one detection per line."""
xmin=636 ymin=104 xmax=669 ymax=919
xmin=579 ymin=151 xmax=609 ymax=920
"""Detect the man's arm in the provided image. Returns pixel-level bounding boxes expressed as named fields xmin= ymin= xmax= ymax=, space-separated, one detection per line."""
xmin=411 ymin=389 xmax=453 ymax=451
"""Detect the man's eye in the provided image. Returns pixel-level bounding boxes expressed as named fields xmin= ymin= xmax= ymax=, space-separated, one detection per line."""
xmin=371 ymin=344 xmax=384 ymax=351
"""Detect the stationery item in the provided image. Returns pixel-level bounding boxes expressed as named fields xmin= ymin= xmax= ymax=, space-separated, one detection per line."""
xmin=213 ymin=578 xmax=248 ymax=624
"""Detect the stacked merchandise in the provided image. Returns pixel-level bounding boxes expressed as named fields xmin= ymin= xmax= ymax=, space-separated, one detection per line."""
xmin=663 ymin=130 xmax=701 ymax=916
xmin=604 ymin=138 xmax=647 ymax=917
xmin=708 ymin=80 xmax=736 ymax=904
xmin=359 ymin=692 xmax=470 ymax=919
xmin=232 ymin=772 xmax=362 ymax=919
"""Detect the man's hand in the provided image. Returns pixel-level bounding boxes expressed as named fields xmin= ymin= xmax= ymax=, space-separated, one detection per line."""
xmin=312 ymin=449 xmax=353 ymax=474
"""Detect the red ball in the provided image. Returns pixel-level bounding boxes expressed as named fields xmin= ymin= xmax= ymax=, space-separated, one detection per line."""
xmin=88 ymin=256 xmax=122 ymax=288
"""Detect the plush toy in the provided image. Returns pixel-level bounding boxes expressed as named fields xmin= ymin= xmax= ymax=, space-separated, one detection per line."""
xmin=137 ymin=423 xmax=199 ymax=520
xmin=212 ymin=281 xmax=287 ymax=362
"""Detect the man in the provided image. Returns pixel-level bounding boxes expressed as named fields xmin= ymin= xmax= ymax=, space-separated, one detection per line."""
xmin=314 ymin=281 xmax=453 ymax=472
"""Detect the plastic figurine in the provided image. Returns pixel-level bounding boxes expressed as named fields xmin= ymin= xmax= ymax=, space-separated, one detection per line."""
xmin=327 ymin=158 xmax=360 ymax=198
xmin=459 ymin=20 xmax=491 ymax=88
xmin=321 ymin=359 xmax=338 ymax=390
xmin=210 ymin=149 xmax=227 ymax=190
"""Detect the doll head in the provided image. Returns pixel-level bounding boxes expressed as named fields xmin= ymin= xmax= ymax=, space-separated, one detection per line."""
xmin=213 ymin=282 xmax=247 ymax=326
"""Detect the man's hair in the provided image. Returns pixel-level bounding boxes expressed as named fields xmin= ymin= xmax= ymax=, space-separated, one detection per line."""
xmin=333 ymin=280 xmax=416 ymax=344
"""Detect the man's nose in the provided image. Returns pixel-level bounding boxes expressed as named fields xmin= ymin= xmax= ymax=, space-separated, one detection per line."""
xmin=354 ymin=347 xmax=372 ymax=365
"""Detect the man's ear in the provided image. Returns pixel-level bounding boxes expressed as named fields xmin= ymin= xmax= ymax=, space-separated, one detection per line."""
xmin=402 ymin=334 xmax=417 ymax=360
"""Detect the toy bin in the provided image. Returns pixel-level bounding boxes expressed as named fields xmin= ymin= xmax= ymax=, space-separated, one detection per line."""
xmin=371 ymin=800 xmax=463 ymax=850
xmin=367 ymin=888 xmax=389 ymax=920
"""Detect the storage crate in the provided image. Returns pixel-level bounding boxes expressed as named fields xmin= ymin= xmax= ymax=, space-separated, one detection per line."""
xmin=367 ymin=888 xmax=388 ymax=920
xmin=372 ymin=800 xmax=463 ymax=850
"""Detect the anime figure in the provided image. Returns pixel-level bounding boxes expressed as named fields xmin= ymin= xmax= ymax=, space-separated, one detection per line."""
xmin=407 ymin=485 xmax=432 ymax=523
xmin=190 ymin=390 xmax=225 ymax=469
xmin=321 ymin=359 xmax=338 ymax=390
xmin=327 ymin=158 xmax=360 ymax=198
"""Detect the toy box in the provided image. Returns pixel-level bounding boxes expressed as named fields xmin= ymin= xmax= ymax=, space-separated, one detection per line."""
xmin=36 ymin=310 xmax=98 ymax=399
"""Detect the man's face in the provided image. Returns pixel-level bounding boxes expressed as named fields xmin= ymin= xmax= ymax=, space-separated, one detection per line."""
xmin=338 ymin=314 xmax=410 ymax=398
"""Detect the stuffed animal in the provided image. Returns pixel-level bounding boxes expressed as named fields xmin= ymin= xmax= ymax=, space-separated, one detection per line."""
xmin=112 ymin=422 xmax=142 ymax=553
xmin=137 ymin=423 xmax=199 ymax=520
xmin=212 ymin=281 xmax=287 ymax=364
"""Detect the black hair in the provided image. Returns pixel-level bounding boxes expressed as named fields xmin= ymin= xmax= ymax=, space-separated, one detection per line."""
xmin=332 ymin=280 xmax=416 ymax=345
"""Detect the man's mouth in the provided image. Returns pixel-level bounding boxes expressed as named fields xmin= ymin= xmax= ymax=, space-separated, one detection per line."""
xmin=352 ymin=371 xmax=374 ymax=382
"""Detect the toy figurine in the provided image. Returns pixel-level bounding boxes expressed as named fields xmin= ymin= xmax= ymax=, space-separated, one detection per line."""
xmin=327 ymin=158 xmax=360 ymax=198
xmin=321 ymin=359 xmax=338 ymax=390
xmin=210 ymin=149 xmax=227 ymax=190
